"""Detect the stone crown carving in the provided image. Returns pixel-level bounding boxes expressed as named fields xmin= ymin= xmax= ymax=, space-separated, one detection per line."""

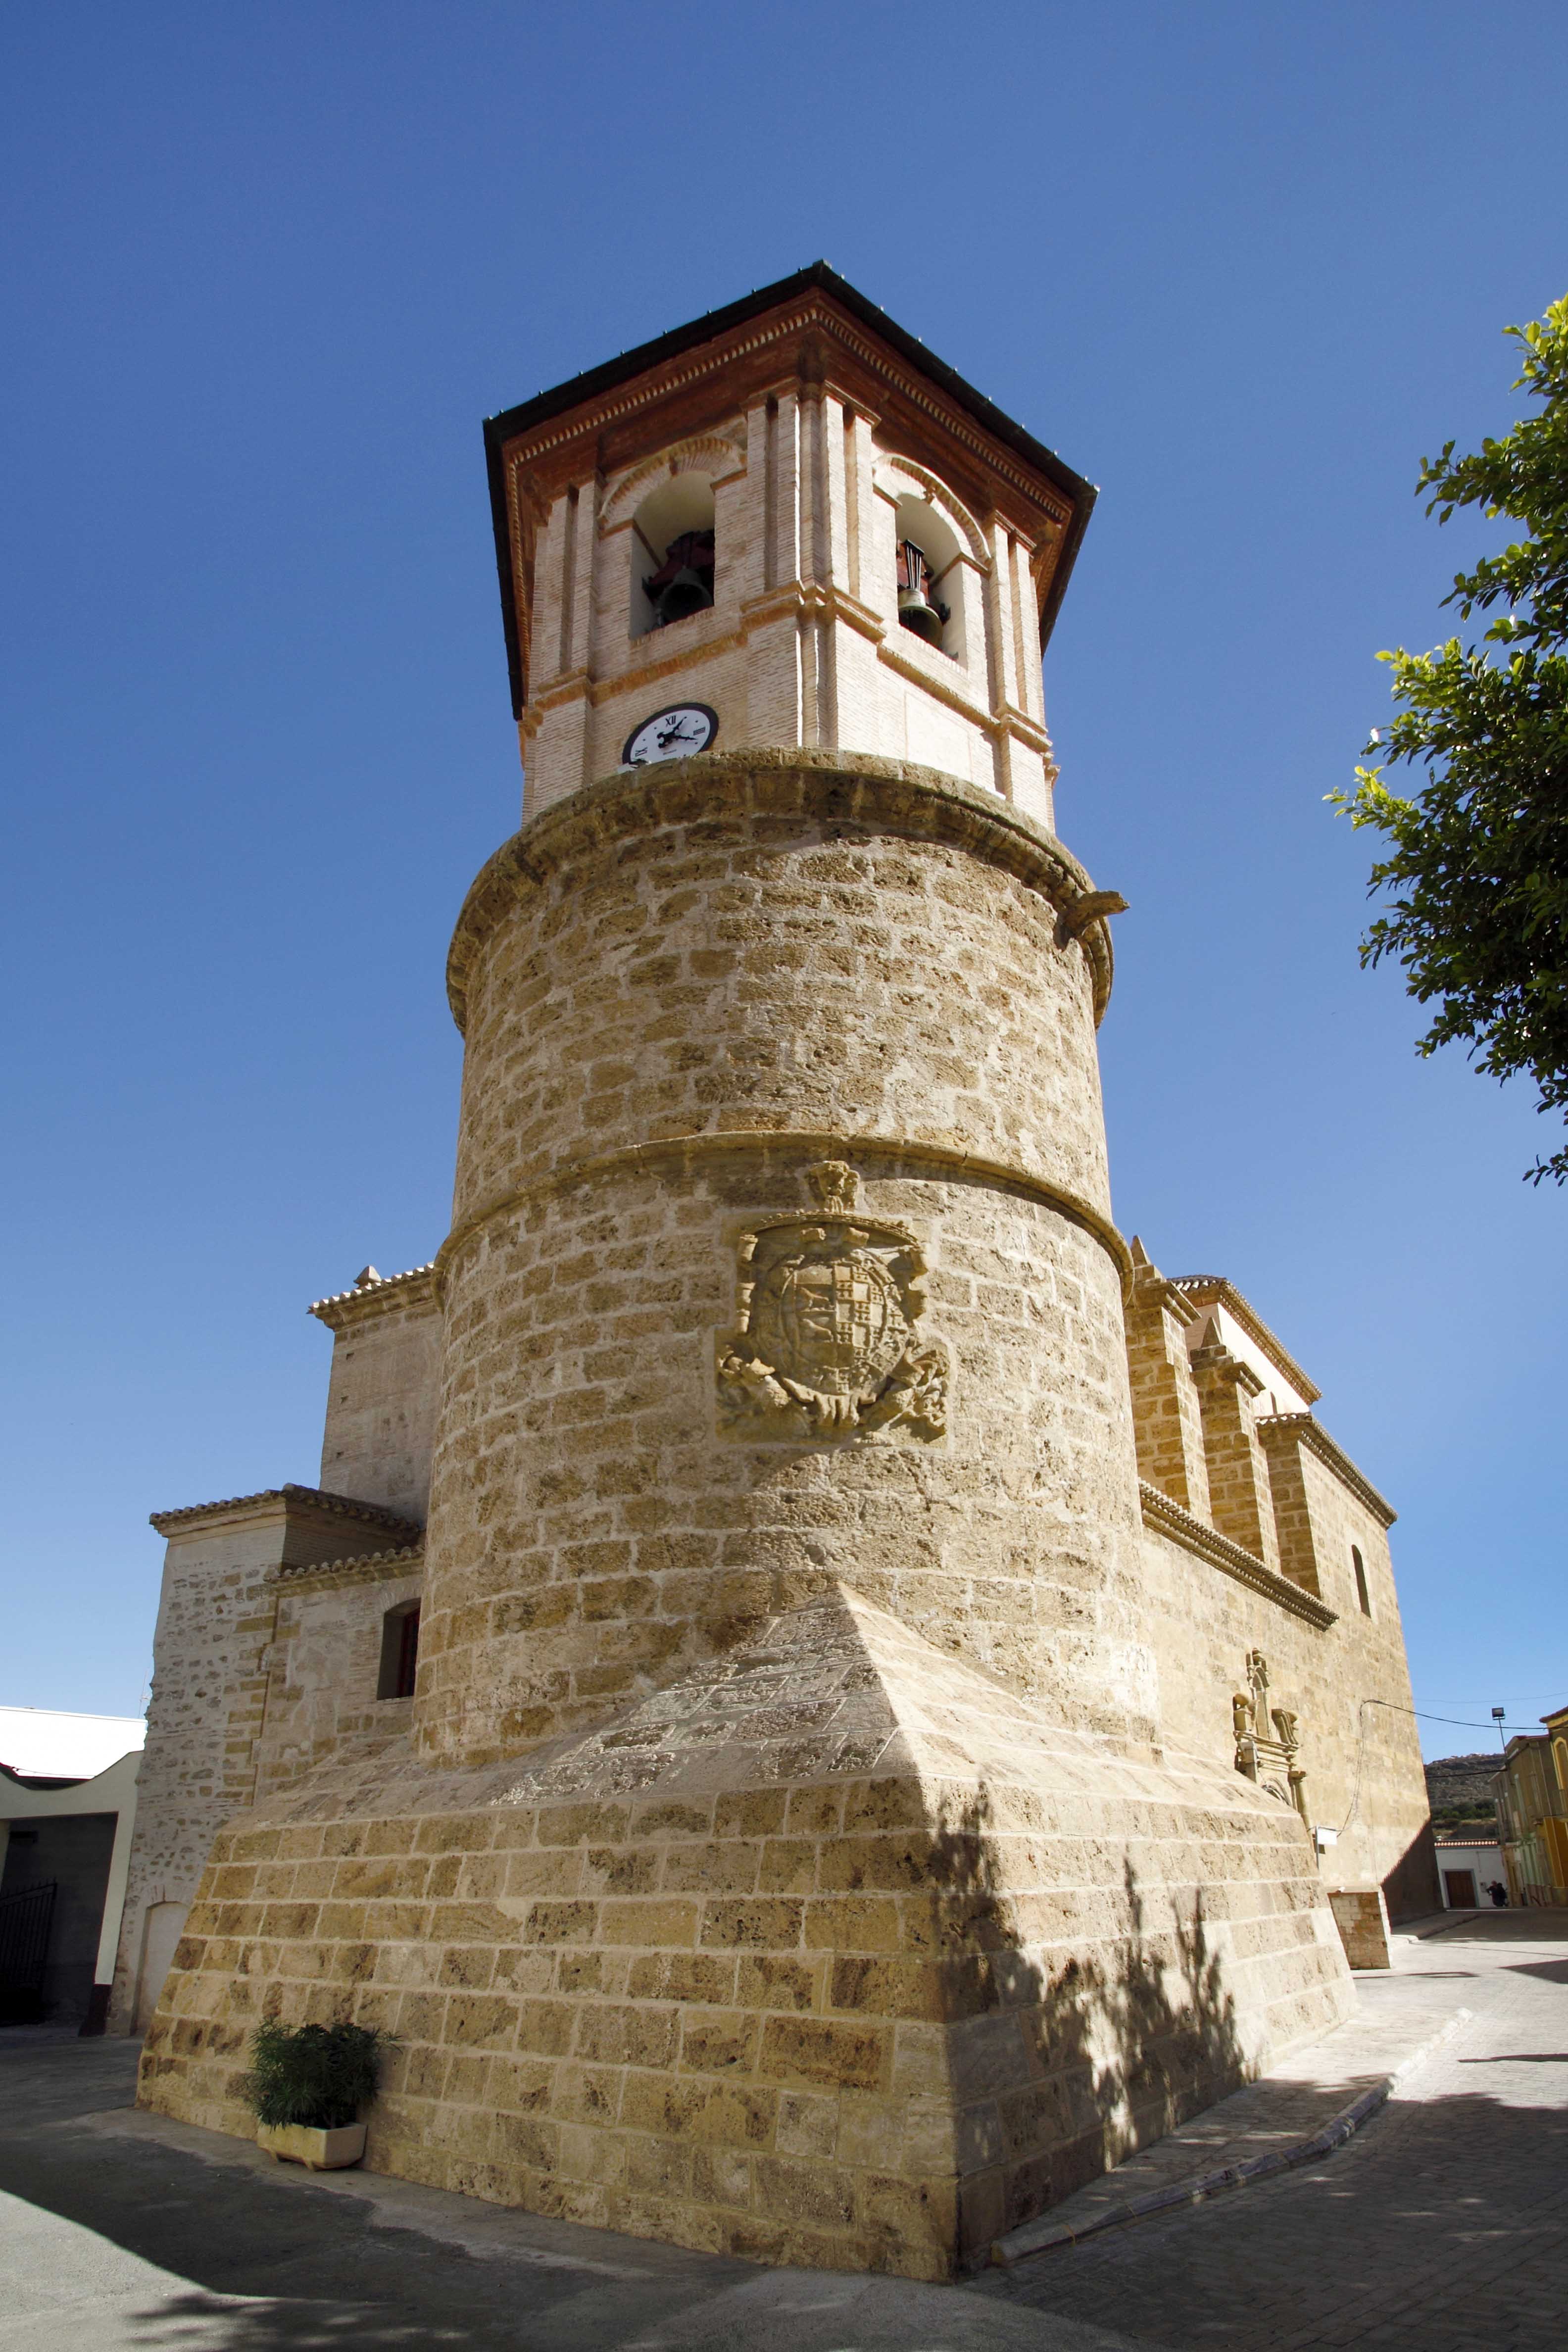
xmin=716 ymin=1162 xmax=947 ymax=1445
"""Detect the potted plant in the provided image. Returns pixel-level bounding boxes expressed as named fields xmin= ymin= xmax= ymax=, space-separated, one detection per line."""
xmin=239 ymin=2019 xmax=390 ymax=2169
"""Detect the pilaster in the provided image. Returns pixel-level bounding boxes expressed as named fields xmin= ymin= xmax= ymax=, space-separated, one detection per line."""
xmin=1255 ymin=1419 xmax=1323 ymax=1596
xmin=1125 ymin=1242 xmax=1211 ymax=1519
xmin=1190 ymin=1334 xmax=1281 ymax=1575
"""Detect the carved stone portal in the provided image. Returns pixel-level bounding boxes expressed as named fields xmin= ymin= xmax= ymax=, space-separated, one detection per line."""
xmin=1232 ymin=1649 xmax=1309 ymax=1823
xmin=716 ymin=1162 xmax=947 ymax=1444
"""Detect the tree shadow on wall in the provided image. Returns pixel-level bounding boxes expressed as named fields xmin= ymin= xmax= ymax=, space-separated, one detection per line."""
xmin=925 ymin=1785 xmax=1254 ymax=2259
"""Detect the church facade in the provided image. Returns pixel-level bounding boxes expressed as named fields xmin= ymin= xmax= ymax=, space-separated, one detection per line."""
xmin=118 ymin=266 xmax=1436 ymax=2279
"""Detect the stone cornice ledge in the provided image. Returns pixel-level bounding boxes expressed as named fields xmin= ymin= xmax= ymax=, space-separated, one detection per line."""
xmin=1140 ymin=1482 xmax=1338 ymax=1630
xmin=446 ymin=751 xmax=1117 ymax=1034
xmin=274 ymin=1543 xmax=425 ymax=1591
xmin=1255 ymin=1414 xmax=1397 ymax=1529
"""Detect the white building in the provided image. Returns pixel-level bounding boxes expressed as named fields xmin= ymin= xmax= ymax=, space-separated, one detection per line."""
xmin=0 ymin=1708 xmax=144 ymax=2032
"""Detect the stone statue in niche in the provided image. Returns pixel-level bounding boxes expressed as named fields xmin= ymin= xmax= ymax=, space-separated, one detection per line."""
xmin=1246 ymin=1648 xmax=1271 ymax=1726
xmin=1232 ymin=1650 xmax=1310 ymax=1824
xmin=716 ymin=1161 xmax=948 ymax=1444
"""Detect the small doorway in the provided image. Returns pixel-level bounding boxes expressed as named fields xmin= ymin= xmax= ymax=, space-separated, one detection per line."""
xmin=1443 ymin=1869 xmax=1478 ymax=1910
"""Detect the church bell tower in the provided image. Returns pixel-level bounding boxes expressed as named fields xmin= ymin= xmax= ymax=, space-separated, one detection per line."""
xmin=138 ymin=267 xmax=1358 ymax=2284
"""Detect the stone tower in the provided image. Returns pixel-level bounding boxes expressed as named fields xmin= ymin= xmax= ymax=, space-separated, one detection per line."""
xmin=138 ymin=267 xmax=1359 ymax=2279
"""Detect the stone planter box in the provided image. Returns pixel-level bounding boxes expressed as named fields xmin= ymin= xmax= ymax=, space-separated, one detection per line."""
xmin=257 ymin=2121 xmax=367 ymax=2170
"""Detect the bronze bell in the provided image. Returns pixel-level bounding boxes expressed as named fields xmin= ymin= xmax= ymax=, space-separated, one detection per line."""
xmin=896 ymin=539 xmax=949 ymax=646
xmin=643 ymin=529 xmax=716 ymax=627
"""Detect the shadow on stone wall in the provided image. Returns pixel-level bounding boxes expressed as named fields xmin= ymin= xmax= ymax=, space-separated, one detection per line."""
xmin=1381 ymin=1818 xmax=1442 ymax=1922
xmin=925 ymin=1787 xmax=1250 ymax=2256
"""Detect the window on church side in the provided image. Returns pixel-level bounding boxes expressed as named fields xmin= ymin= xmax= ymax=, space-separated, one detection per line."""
xmin=377 ymin=1600 xmax=421 ymax=1700
xmin=630 ymin=472 xmax=716 ymax=638
xmin=1351 ymin=1545 xmax=1372 ymax=1617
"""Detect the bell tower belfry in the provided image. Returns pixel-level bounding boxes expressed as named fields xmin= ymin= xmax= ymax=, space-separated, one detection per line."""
xmin=485 ymin=262 xmax=1094 ymax=829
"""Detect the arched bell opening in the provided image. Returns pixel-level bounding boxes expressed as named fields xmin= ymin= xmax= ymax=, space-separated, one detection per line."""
xmin=893 ymin=493 xmax=965 ymax=661
xmin=630 ymin=472 xmax=716 ymax=638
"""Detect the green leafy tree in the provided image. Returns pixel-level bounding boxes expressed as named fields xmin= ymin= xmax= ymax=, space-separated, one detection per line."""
xmin=1332 ymin=295 xmax=1568 ymax=1181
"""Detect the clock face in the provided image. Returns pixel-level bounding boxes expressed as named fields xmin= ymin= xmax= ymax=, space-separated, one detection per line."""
xmin=621 ymin=702 xmax=719 ymax=768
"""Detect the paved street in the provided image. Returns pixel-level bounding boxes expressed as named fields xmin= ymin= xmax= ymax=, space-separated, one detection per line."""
xmin=1 ymin=1912 xmax=1564 ymax=2350
xmin=0 ymin=2032 xmax=1137 ymax=2352
xmin=977 ymin=1911 xmax=1568 ymax=2350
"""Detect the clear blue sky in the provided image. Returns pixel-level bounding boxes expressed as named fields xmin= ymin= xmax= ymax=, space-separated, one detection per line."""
xmin=3 ymin=3 xmax=1564 ymax=1761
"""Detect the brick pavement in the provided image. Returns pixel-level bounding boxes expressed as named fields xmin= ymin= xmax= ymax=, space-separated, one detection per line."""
xmin=971 ymin=1911 xmax=1568 ymax=2350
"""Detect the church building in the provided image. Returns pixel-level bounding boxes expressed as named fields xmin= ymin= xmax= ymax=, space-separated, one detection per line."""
xmin=116 ymin=265 xmax=1436 ymax=2280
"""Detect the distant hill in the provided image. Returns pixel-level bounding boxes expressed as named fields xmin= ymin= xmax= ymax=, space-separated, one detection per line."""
xmin=1425 ymin=1752 xmax=1502 ymax=1828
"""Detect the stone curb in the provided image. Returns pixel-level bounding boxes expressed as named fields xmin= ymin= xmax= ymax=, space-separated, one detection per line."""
xmin=989 ymin=2007 xmax=1473 ymax=2268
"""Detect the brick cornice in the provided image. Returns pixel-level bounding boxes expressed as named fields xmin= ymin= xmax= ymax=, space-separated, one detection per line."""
xmin=149 ymin=1485 xmax=424 ymax=1540
xmin=1255 ymin=1414 xmax=1397 ymax=1529
xmin=501 ymin=296 xmax=1076 ymax=530
xmin=1139 ymin=1482 xmax=1338 ymax=1630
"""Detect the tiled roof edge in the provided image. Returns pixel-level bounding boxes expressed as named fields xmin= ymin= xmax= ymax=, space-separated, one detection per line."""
xmin=275 ymin=1542 xmax=425 ymax=1587
xmin=149 ymin=1484 xmax=424 ymax=1537
xmin=1168 ymin=1275 xmax=1322 ymax=1407
xmin=308 ymin=1264 xmax=438 ymax=1329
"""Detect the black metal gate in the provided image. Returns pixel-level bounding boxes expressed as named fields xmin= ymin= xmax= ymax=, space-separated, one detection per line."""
xmin=0 ymin=1880 xmax=57 ymax=2023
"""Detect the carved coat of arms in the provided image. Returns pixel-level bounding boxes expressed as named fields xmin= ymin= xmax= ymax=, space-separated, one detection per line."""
xmin=716 ymin=1162 xmax=947 ymax=1443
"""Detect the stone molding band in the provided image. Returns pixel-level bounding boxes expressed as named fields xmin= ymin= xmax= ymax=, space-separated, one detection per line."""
xmin=445 ymin=750 xmax=1118 ymax=1034
xmin=433 ymin=1128 xmax=1134 ymax=1303
xmin=1139 ymin=1481 xmax=1339 ymax=1631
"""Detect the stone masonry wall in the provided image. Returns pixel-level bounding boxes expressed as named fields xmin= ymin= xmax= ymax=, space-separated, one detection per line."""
xmin=254 ymin=1553 xmax=426 ymax=1800
xmin=419 ymin=754 xmax=1139 ymax=1767
xmin=447 ymin=756 xmax=1112 ymax=1231
xmin=108 ymin=1492 xmax=422 ymax=2032
xmin=424 ymin=1156 xmax=1150 ymax=1767
xmin=141 ymin=1586 xmax=1353 ymax=2280
xmin=1139 ymin=1518 xmax=1435 ymax=1918
xmin=314 ymin=1279 xmax=441 ymax=1522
